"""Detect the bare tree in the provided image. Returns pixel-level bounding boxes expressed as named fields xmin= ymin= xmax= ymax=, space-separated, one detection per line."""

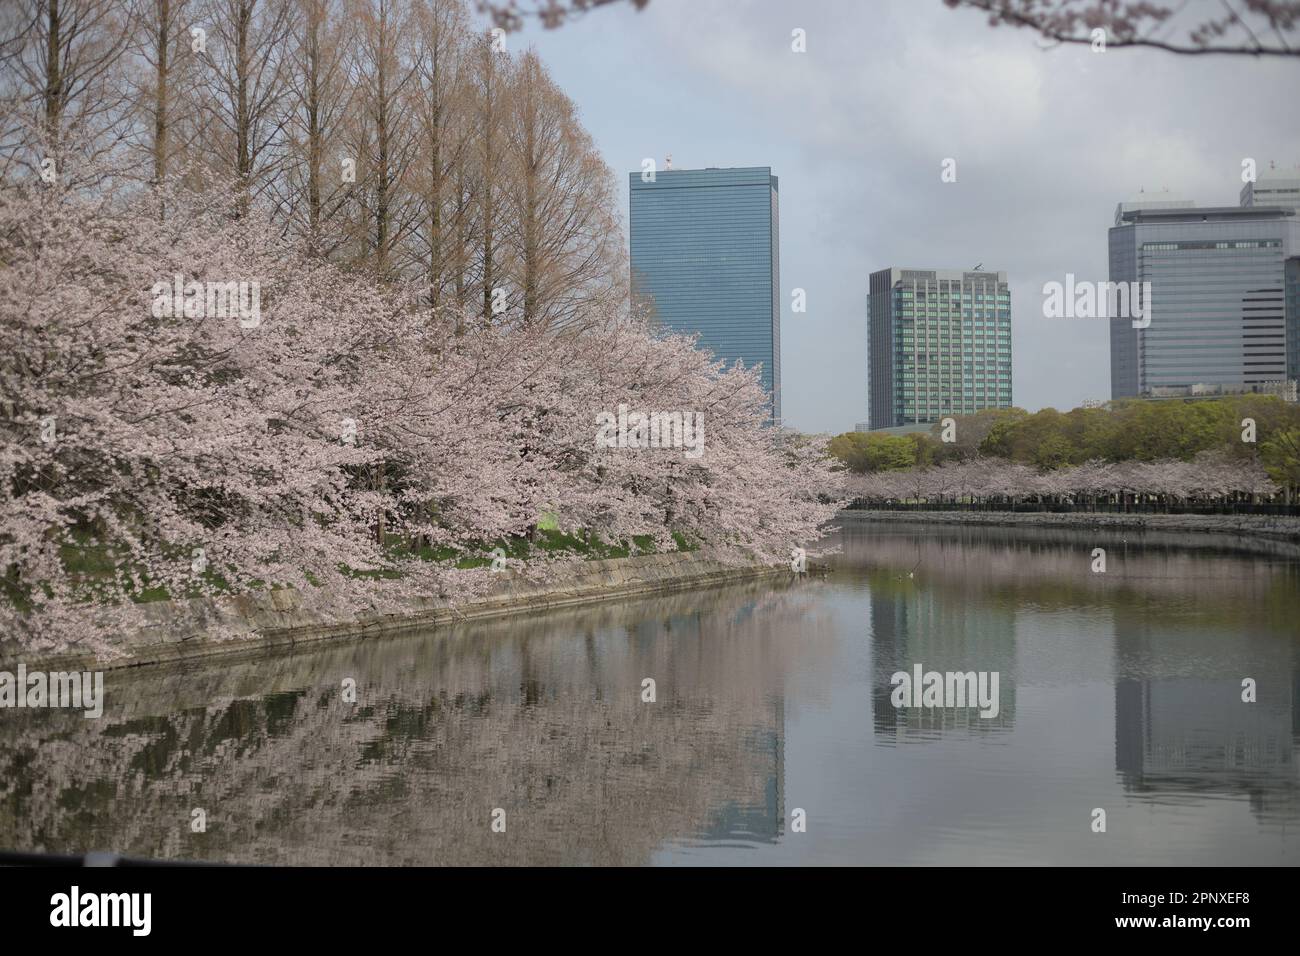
xmin=410 ymin=0 xmax=472 ymax=312
xmin=345 ymin=0 xmax=421 ymax=279
xmin=193 ymin=0 xmax=298 ymax=216
xmin=125 ymin=0 xmax=203 ymax=199
xmin=468 ymin=29 xmax=511 ymax=321
xmin=500 ymin=48 xmax=623 ymax=330
xmin=0 ymin=0 xmax=132 ymax=176
xmin=275 ymin=0 xmax=356 ymax=253
xmin=447 ymin=142 xmax=474 ymax=317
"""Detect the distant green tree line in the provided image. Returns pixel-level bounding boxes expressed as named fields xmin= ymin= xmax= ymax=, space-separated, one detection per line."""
xmin=829 ymin=398 xmax=1300 ymax=496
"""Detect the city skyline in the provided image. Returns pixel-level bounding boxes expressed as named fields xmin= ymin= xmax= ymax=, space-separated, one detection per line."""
xmin=626 ymin=166 xmax=1300 ymax=432
xmin=505 ymin=0 xmax=1300 ymax=434
xmin=627 ymin=163 xmax=1300 ymax=431
xmin=624 ymin=162 xmax=1300 ymax=432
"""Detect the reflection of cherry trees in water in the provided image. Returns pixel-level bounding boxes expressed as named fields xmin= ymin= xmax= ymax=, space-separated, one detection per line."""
xmin=0 ymin=581 xmax=838 ymax=864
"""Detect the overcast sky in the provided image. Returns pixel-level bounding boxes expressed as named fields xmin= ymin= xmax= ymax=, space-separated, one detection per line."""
xmin=498 ymin=0 xmax=1300 ymax=435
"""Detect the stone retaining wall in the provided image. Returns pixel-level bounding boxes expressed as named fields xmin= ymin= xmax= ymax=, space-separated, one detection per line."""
xmin=841 ymin=509 xmax=1300 ymax=541
xmin=5 ymin=553 xmax=786 ymax=673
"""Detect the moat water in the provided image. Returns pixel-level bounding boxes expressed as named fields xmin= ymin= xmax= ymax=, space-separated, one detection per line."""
xmin=3 ymin=519 xmax=1298 ymax=865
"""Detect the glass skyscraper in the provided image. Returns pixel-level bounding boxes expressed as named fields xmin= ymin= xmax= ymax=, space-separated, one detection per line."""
xmin=1288 ymin=256 xmax=1300 ymax=384
xmin=867 ymin=267 xmax=1012 ymax=429
xmin=628 ymin=166 xmax=780 ymax=420
xmin=1109 ymin=204 xmax=1300 ymax=399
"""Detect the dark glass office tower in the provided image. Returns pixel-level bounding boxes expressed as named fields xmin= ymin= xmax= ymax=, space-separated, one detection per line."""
xmin=1108 ymin=204 xmax=1300 ymax=399
xmin=629 ymin=166 xmax=781 ymax=420
xmin=1288 ymin=257 xmax=1300 ymax=384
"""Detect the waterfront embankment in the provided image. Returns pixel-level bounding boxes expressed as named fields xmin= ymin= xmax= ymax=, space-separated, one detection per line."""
xmin=843 ymin=508 xmax=1300 ymax=555
xmin=2 ymin=553 xmax=787 ymax=673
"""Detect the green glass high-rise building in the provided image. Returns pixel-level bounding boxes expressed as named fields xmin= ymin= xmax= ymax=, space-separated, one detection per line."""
xmin=867 ymin=267 xmax=1012 ymax=429
xmin=628 ymin=166 xmax=781 ymax=420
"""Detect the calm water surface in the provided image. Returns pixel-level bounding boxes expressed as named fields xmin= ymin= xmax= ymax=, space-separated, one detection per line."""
xmin=3 ymin=519 xmax=1299 ymax=865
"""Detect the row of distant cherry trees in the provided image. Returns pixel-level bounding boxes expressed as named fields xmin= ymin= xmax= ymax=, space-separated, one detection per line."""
xmin=845 ymin=454 xmax=1278 ymax=509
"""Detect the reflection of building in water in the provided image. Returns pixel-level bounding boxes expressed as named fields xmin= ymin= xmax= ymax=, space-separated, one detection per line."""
xmin=1114 ymin=615 xmax=1300 ymax=825
xmin=869 ymin=579 xmax=1016 ymax=741
xmin=1116 ymin=675 xmax=1299 ymax=795
xmin=696 ymin=698 xmax=785 ymax=844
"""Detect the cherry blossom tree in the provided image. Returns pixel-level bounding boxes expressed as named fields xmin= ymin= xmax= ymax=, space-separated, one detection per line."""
xmin=843 ymin=455 xmax=1277 ymax=511
xmin=1 ymin=160 xmax=843 ymax=658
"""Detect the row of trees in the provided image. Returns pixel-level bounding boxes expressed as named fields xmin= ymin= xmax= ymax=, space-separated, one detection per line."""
xmin=830 ymin=400 xmax=1300 ymax=497
xmin=0 ymin=175 xmax=840 ymax=656
xmin=0 ymin=2 xmax=842 ymax=656
xmin=844 ymin=454 xmax=1279 ymax=509
xmin=1 ymin=0 xmax=623 ymax=328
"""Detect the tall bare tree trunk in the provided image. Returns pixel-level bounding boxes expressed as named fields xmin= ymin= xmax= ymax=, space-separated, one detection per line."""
xmin=44 ymin=0 xmax=63 ymax=152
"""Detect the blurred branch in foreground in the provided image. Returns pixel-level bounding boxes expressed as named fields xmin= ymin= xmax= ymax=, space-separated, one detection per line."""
xmin=946 ymin=0 xmax=1300 ymax=57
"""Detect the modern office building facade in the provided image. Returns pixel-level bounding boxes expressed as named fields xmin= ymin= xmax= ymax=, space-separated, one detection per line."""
xmin=1240 ymin=174 xmax=1300 ymax=213
xmin=867 ymin=267 xmax=1012 ymax=429
xmin=1288 ymin=256 xmax=1300 ymax=384
xmin=628 ymin=166 xmax=780 ymax=419
xmin=1108 ymin=204 xmax=1300 ymax=399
